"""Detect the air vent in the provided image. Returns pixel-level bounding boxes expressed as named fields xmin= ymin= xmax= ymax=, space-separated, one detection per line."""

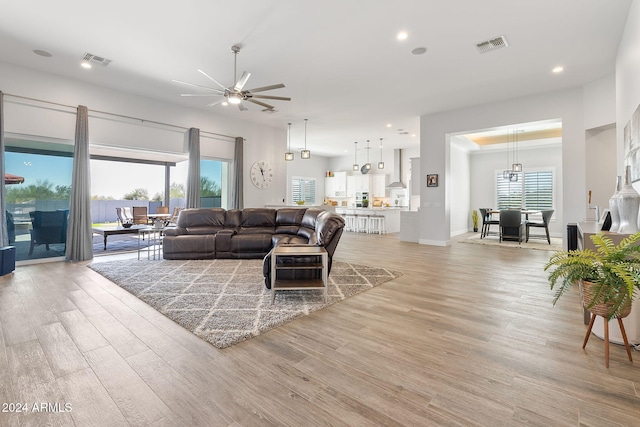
xmin=476 ymin=35 xmax=509 ymax=54
xmin=81 ymin=52 xmax=112 ymax=67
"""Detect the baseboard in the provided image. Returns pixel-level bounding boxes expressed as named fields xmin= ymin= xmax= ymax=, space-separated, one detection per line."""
xmin=418 ymin=239 xmax=450 ymax=247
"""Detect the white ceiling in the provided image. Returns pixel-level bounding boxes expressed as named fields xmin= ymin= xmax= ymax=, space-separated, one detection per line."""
xmin=0 ymin=0 xmax=631 ymax=156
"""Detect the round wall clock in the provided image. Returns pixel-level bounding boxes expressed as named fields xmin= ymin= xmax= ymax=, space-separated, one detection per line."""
xmin=250 ymin=160 xmax=273 ymax=189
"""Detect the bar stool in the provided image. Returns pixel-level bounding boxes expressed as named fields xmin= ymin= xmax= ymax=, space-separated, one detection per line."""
xmin=343 ymin=209 xmax=357 ymax=232
xmin=356 ymin=214 xmax=370 ymax=233
xmin=368 ymin=214 xmax=386 ymax=234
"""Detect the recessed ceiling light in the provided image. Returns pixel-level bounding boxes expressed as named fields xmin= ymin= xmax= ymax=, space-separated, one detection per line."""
xmin=33 ymin=49 xmax=52 ymax=57
xmin=221 ymin=101 xmax=229 ymax=106
xmin=397 ymin=32 xmax=408 ymax=41
xmin=80 ymin=62 xmax=92 ymax=69
xmin=411 ymin=134 xmax=416 ymax=137
xmin=386 ymin=123 xmax=392 ymax=128
xmin=552 ymin=66 xmax=564 ymax=73
xmin=411 ymin=47 xmax=427 ymax=55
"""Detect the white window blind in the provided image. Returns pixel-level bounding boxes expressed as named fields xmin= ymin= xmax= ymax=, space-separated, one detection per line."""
xmin=496 ymin=170 xmax=553 ymax=210
xmin=292 ymin=177 xmax=316 ymax=204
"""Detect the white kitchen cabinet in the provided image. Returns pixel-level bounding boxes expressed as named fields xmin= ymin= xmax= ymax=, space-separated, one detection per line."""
xmin=371 ymin=174 xmax=388 ymax=198
xmin=324 ymin=171 xmax=347 ymax=197
xmin=353 ymin=174 xmax=371 ymax=192
xmin=346 ymin=175 xmax=355 ymax=197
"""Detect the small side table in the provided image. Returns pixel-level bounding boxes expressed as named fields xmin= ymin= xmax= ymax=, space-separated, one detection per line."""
xmin=138 ymin=227 xmax=164 ymax=260
xmin=270 ymin=245 xmax=328 ymax=304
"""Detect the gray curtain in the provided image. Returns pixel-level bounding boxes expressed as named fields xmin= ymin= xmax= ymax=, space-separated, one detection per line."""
xmin=65 ymin=105 xmax=93 ymax=261
xmin=231 ymin=136 xmax=243 ymax=209
xmin=186 ymin=127 xmax=201 ymax=209
xmin=0 ymin=92 xmax=7 ymax=247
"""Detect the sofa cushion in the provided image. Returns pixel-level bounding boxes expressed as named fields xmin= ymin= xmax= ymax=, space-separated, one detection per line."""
xmin=275 ymin=208 xmax=305 ymax=235
xmin=225 ymin=209 xmax=241 ymax=230
xmin=177 ymin=208 xmax=226 ymax=228
xmin=231 ymin=233 xmax=273 ymax=254
xmin=239 ymin=208 xmax=276 ymax=234
xmin=163 ymin=234 xmax=216 ymax=260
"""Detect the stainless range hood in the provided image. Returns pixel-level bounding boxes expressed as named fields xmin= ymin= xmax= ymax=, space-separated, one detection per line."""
xmin=386 ymin=149 xmax=406 ymax=188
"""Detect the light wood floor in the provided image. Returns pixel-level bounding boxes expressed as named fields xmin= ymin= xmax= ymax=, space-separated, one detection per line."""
xmin=1 ymin=232 xmax=640 ymax=426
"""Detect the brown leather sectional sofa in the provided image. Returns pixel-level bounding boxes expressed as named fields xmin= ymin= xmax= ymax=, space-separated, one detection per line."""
xmin=162 ymin=207 xmax=345 ymax=287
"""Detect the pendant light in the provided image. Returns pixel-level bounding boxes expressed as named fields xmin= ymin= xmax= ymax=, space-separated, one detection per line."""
xmin=284 ymin=122 xmax=294 ymax=161
xmin=353 ymin=141 xmax=359 ymax=171
xmin=503 ymin=129 xmax=511 ymax=179
xmin=300 ymin=119 xmax=310 ymax=159
xmin=377 ymin=138 xmax=384 ymax=169
xmin=512 ymin=129 xmax=522 ymax=172
xmin=365 ymin=140 xmax=371 ymax=170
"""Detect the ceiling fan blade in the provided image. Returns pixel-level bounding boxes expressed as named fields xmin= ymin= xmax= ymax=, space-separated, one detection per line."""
xmin=180 ymin=93 xmax=224 ymax=97
xmin=247 ymin=99 xmax=275 ymax=110
xmin=172 ymin=79 xmax=223 ymax=92
xmin=234 ymin=71 xmax=251 ymax=90
xmin=197 ymin=69 xmax=227 ymax=90
xmin=206 ymin=99 xmax=226 ymax=107
xmin=247 ymin=83 xmax=285 ymax=93
xmin=238 ymin=103 xmax=248 ymax=111
xmin=252 ymin=95 xmax=291 ymax=101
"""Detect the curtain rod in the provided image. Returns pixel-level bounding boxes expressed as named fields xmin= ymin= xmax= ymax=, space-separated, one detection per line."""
xmin=3 ymin=92 xmax=238 ymax=141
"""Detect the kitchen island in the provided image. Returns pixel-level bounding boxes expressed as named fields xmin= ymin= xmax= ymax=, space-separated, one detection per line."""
xmin=335 ymin=207 xmax=407 ymax=233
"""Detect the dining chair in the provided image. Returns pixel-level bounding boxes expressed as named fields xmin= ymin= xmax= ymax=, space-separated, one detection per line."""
xmin=479 ymin=208 xmax=499 ymax=238
xmin=526 ymin=209 xmax=554 ymax=244
xmin=499 ymin=209 xmax=524 ymax=243
xmin=156 ymin=206 xmax=169 ymax=214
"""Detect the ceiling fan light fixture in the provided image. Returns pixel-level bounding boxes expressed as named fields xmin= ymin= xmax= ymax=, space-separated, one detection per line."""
xmin=228 ymin=93 xmax=242 ymax=104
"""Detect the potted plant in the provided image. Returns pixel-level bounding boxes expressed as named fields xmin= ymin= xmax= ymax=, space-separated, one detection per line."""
xmin=471 ymin=209 xmax=479 ymax=232
xmin=544 ymin=232 xmax=640 ymax=319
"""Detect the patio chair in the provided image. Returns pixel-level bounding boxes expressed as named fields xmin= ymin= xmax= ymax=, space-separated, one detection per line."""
xmin=29 ymin=210 xmax=68 ymax=255
xmin=116 ymin=207 xmax=134 ymax=225
xmin=156 ymin=206 xmax=169 ymax=214
xmin=6 ymin=211 xmax=15 ymax=244
xmin=133 ymin=206 xmax=149 ymax=224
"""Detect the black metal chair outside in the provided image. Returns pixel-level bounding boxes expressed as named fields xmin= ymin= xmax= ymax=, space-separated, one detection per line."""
xmin=29 ymin=210 xmax=68 ymax=255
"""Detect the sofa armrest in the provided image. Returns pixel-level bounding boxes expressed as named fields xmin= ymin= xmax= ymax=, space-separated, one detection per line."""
xmin=215 ymin=229 xmax=236 ymax=253
xmin=163 ymin=227 xmax=187 ymax=236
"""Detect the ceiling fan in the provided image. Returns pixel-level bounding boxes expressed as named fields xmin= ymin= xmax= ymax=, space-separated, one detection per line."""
xmin=172 ymin=45 xmax=291 ymax=112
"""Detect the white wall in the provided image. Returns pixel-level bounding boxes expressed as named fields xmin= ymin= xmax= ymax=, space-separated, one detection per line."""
xmin=617 ymin=0 xmax=640 ymax=176
xmin=449 ymin=137 xmax=471 ymax=235
xmin=585 ymin=125 xmax=617 ymax=211
xmin=583 ymin=74 xmax=617 ymax=131
xmin=469 ymin=144 xmax=564 ymax=237
xmin=0 ymin=60 xmax=288 ymax=209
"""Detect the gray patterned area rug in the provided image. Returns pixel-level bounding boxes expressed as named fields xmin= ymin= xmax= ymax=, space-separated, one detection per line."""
xmin=89 ymin=258 xmax=402 ymax=349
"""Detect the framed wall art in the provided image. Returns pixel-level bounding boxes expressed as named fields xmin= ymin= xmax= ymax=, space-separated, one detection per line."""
xmin=427 ymin=174 xmax=438 ymax=187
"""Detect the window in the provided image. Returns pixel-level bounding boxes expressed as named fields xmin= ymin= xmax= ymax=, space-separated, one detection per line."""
xmin=292 ymin=177 xmax=316 ymax=204
xmin=5 ymin=140 xmax=73 ymax=261
xmin=496 ymin=170 xmax=554 ymax=210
